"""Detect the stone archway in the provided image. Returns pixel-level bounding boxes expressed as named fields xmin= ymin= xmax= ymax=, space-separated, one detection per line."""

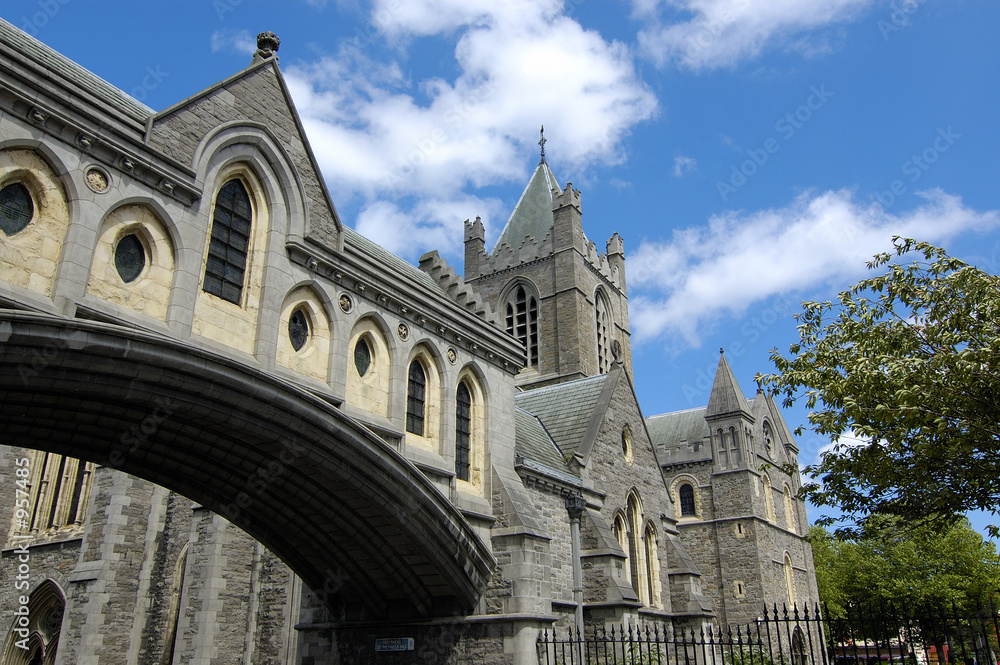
xmin=0 ymin=311 xmax=493 ymax=620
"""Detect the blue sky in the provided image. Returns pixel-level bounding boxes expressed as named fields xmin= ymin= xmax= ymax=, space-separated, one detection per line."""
xmin=5 ymin=0 xmax=999 ymax=537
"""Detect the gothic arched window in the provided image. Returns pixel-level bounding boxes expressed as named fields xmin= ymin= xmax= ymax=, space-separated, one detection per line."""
xmin=596 ymin=290 xmax=611 ymax=373
xmin=455 ymin=382 xmax=472 ymax=481
xmin=406 ymin=360 xmax=426 ymax=436
xmin=204 ymin=179 xmax=253 ymax=305
xmin=679 ymin=483 xmax=696 ymax=516
xmin=505 ymin=285 xmax=538 ymax=367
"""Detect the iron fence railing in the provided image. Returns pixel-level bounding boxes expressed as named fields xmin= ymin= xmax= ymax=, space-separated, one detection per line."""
xmin=537 ymin=599 xmax=1000 ymax=665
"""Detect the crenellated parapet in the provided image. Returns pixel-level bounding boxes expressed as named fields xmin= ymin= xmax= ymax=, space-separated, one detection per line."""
xmin=418 ymin=250 xmax=497 ymax=323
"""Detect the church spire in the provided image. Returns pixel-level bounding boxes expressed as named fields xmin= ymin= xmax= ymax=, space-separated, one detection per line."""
xmin=706 ymin=349 xmax=752 ymax=419
xmin=538 ymin=125 xmax=547 ymax=164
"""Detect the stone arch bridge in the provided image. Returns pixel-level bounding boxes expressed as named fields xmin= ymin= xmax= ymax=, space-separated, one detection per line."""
xmin=0 ymin=310 xmax=494 ymax=621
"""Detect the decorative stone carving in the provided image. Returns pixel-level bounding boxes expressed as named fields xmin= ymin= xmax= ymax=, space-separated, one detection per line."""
xmin=397 ymin=323 xmax=409 ymax=341
xmin=339 ymin=294 xmax=353 ymax=313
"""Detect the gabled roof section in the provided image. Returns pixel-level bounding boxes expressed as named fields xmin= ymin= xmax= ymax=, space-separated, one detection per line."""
xmin=706 ymin=352 xmax=752 ymax=419
xmin=514 ymin=373 xmax=608 ymax=461
xmin=0 ymin=17 xmax=152 ymax=122
xmin=514 ymin=408 xmax=566 ymax=471
xmin=491 ymin=161 xmax=561 ymax=255
xmin=146 ymin=56 xmax=342 ymax=245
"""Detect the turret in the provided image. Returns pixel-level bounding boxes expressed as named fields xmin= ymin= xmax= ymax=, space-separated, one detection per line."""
xmin=551 ymin=183 xmax=583 ymax=253
xmin=607 ymin=232 xmax=626 ymax=294
xmin=464 ymin=216 xmax=485 ymax=281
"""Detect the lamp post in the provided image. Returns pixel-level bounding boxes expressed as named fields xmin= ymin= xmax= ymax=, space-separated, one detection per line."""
xmin=566 ymin=492 xmax=587 ymax=661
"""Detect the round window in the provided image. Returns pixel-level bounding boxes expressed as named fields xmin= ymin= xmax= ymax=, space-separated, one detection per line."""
xmin=0 ymin=182 xmax=34 ymax=236
xmin=114 ymin=233 xmax=146 ymax=283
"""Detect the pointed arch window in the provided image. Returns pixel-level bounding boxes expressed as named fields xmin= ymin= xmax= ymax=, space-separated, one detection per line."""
xmin=784 ymin=483 xmax=797 ymax=533
xmin=505 ymin=285 xmax=538 ymax=367
xmin=406 ymin=360 xmax=427 ymax=436
xmin=644 ymin=523 xmax=661 ymax=607
xmin=204 ymin=179 xmax=253 ymax=305
xmin=455 ymin=382 xmax=472 ymax=481
xmin=679 ymin=483 xmax=696 ymax=517
xmin=783 ymin=553 xmax=796 ymax=605
xmin=596 ymin=291 xmax=611 ymax=373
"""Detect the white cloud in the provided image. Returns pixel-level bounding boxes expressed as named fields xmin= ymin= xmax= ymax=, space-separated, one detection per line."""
xmin=633 ymin=0 xmax=874 ymax=70
xmin=628 ymin=189 xmax=1000 ymax=347
xmin=284 ymin=0 xmax=657 ymax=260
xmin=210 ymin=29 xmax=257 ymax=57
xmin=673 ymin=154 xmax=697 ymax=176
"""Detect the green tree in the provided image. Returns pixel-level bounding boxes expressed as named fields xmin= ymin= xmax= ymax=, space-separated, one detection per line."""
xmin=766 ymin=238 xmax=1000 ymax=534
xmin=810 ymin=518 xmax=1000 ymax=618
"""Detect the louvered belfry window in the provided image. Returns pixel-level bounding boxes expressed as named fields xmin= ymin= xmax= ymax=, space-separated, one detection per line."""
xmin=505 ymin=285 xmax=538 ymax=367
xmin=204 ymin=179 xmax=252 ymax=305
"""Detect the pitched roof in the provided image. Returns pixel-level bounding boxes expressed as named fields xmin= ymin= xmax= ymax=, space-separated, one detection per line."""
xmin=514 ymin=374 xmax=608 ymax=461
xmin=0 ymin=17 xmax=153 ymax=121
xmin=706 ymin=352 xmax=752 ymax=419
xmin=514 ymin=408 xmax=566 ymax=470
xmin=343 ymin=227 xmax=441 ymax=292
xmin=491 ymin=161 xmax=561 ymax=255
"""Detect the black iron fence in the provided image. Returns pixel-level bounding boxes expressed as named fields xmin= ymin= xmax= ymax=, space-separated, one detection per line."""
xmin=537 ymin=600 xmax=1000 ymax=665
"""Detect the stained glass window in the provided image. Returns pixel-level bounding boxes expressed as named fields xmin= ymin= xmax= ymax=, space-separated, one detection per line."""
xmin=0 ymin=182 xmax=33 ymax=235
xmin=455 ymin=382 xmax=471 ymax=481
xmin=406 ymin=361 xmax=426 ymax=436
xmin=114 ymin=234 xmax=145 ymax=283
xmin=354 ymin=338 xmax=371 ymax=377
xmin=288 ymin=308 xmax=309 ymax=351
xmin=204 ymin=179 xmax=252 ymax=305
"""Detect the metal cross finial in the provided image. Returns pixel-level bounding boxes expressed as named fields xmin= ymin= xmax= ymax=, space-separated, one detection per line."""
xmin=538 ymin=125 xmax=547 ymax=163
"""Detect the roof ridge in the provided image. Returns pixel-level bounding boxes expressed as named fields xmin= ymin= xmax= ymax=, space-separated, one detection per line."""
xmin=515 ymin=373 xmax=607 ymax=399
xmin=0 ymin=17 xmax=153 ymax=120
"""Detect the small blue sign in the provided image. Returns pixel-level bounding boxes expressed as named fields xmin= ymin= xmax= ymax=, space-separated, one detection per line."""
xmin=375 ymin=638 xmax=415 ymax=652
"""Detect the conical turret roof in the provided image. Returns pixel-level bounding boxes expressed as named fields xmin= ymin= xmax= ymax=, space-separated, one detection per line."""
xmin=706 ymin=351 xmax=752 ymax=419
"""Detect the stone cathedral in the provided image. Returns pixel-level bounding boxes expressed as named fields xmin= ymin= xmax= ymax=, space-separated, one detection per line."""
xmin=0 ymin=21 xmax=818 ymax=665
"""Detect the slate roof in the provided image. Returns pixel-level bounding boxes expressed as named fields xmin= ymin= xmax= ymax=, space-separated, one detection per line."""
xmin=646 ymin=408 xmax=713 ymax=465
xmin=514 ymin=408 xmax=566 ymax=470
xmin=0 ymin=17 xmax=153 ymax=121
xmin=491 ymin=161 xmax=561 ymax=255
xmin=514 ymin=374 xmax=608 ymax=463
xmin=343 ymin=227 xmax=442 ymax=292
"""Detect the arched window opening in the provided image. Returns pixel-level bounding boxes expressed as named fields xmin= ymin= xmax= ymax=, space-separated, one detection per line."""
xmin=762 ymin=420 xmax=775 ymax=458
xmin=644 ymin=523 xmax=660 ymax=607
xmin=679 ymin=483 xmax=696 ymax=517
xmin=505 ymin=285 xmax=538 ymax=367
xmin=354 ymin=337 xmax=372 ymax=377
xmin=791 ymin=627 xmax=808 ymax=665
xmin=455 ymin=382 xmax=472 ymax=481
xmin=288 ymin=308 xmax=310 ymax=352
xmin=783 ymin=553 xmax=796 ymax=605
xmin=204 ymin=179 xmax=253 ymax=305
xmin=406 ymin=360 xmax=427 ymax=436
xmin=729 ymin=426 xmax=741 ymax=465
xmin=0 ymin=182 xmax=33 ymax=236
xmin=596 ymin=292 xmax=611 ymax=373
xmin=763 ymin=474 xmax=776 ymax=523
xmin=626 ymin=492 xmax=647 ymax=603
xmin=1 ymin=580 xmax=64 ymax=665
xmin=114 ymin=233 xmax=146 ymax=283
xmin=613 ymin=513 xmax=630 ymax=585
xmin=784 ymin=483 xmax=797 ymax=533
